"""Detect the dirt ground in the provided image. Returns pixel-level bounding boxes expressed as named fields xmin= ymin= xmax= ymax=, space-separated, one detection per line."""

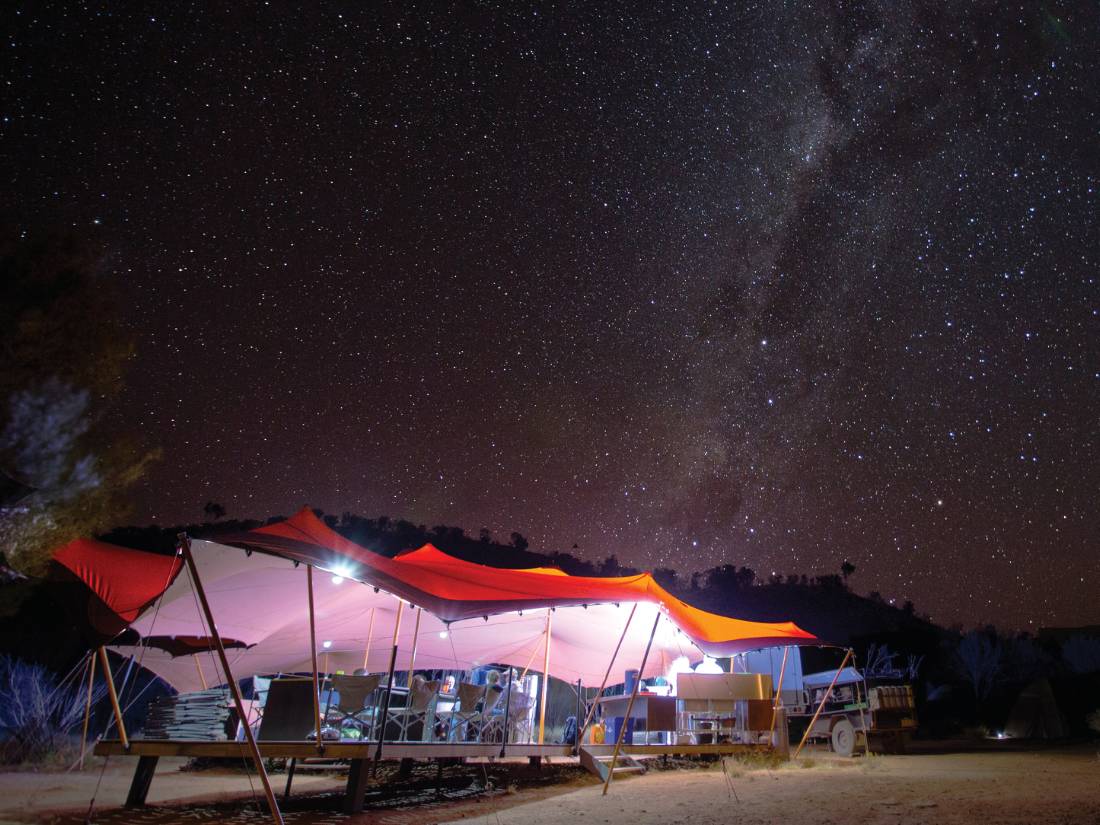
xmin=2 ymin=745 xmax=1098 ymax=825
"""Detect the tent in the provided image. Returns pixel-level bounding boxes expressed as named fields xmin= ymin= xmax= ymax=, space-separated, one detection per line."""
xmin=60 ymin=507 xmax=815 ymax=693
xmin=1004 ymin=678 xmax=1067 ymax=739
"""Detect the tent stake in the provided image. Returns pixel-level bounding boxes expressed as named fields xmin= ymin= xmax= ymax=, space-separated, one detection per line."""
xmin=362 ymin=606 xmax=376 ymax=671
xmin=193 ymin=653 xmax=208 ymax=690
xmin=178 ymin=534 xmax=284 ymax=825
xmin=537 ymin=609 xmax=552 ymax=745
xmin=307 ymin=565 xmax=324 ymax=753
xmin=79 ymin=653 xmax=95 ymax=769
xmin=372 ymin=598 xmax=404 ymax=773
xmin=98 ymin=647 xmax=129 ymax=751
xmin=793 ymin=648 xmax=852 ymax=759
xmin=602 ymin=610 xmax=662 ymax=795
xmin=768 ymin=645 xmax=791 ymax=737
xmin=578 ymin=603 xmax=637 ymax=753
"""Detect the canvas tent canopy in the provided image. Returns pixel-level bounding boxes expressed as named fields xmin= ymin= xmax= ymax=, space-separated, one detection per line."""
xmin=58 ymin=507 xmax=816 ymax=694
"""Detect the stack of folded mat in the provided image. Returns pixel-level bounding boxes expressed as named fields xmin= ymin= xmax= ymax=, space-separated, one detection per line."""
xmin=141 ymin=689 xmax=234 ymax=740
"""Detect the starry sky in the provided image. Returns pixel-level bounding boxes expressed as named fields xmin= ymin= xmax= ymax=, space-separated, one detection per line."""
xmin=2 ymin=2 xmax=1097 ymax=630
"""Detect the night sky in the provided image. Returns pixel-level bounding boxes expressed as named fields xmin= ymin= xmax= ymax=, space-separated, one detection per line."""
xmin=2 ymin=3 xmax=1097 ymax=630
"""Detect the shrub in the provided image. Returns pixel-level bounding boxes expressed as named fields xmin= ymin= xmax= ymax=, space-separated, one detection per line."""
xmin=0 ymin=654 xmax=102 ymax=765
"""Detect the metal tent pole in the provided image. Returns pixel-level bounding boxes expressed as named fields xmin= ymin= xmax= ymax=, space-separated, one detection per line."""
xmin=498 ymin=667 xmax=513 ymax=758
xmin=537 ymin=609 xmax=552 ymax=745
xmin=578 ymin=603 xmax=637 ymax=752
xmin=851 ymin=649 xmax=871 ymax=754
xmin=406 ymin=607 xmax=422 ymax=678
xmin=178 ymin=534 xmax=284 ymax=825
xmin=793 ymin=648 xmax=852 ymax=760
xmin=97 ymin=647 xmax=129 ymax=750
xmin=602 ymin=610 xmax=662 ymax=795
xmin=306 ymin=565 xmax=324 ymax=753
xmin=78 ymin=653 xmax=95 ymax=769
xmin=372 ymin=598 xmax=404 ymax=772
xmin=362 ymin=607 xmax=376 ymax=671
xmin=193 ymin=654 xmax=208 ymax=690
xmin=769 ymin=645 xmax=791 ymax=737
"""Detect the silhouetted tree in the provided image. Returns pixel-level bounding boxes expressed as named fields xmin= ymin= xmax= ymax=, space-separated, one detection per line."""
xmin=203 ymin=501 xmax=226 ymax=521
xmin=478 ymin=527 xmax=492 ymax=544
xmin=841 ymin=560 xmax=856 ymax=582
xmin=509 ymin=532 xmax=529 ymax=552
xmin=652 ymin=568 xmax=679 ymax=590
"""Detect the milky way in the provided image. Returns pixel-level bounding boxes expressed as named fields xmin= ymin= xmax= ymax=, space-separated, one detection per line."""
xmin=2 ymin=2 xmax=1097 ymax=629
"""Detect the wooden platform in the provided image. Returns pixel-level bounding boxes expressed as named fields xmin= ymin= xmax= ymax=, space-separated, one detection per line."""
xmin=94 ymin=738 xmax=778 ymax=814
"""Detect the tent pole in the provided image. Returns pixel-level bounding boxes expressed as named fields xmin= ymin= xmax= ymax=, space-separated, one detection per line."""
xmin=768 ymin=645 xmax=791 ymax=737
xmin=602 ymin=610 xmax=662 ymax=796
xmin=578 ymin=603 xmax=637 ymax=752
xmin=306 ymin=566 xmax=324 ymax=753
xmin=362 ymin=607 xmax=376 ymax=671
xmin=406 ymin=607 xmax=422 ymax=678
xmin=178 ymin=534 xmax=284 ymax=825
xmin=498 ymin=667 xmax=513 ymax=758
xmin=97 ymin=647 xmax=128 ymax=750
xmin=851 ymin=649 xmax=870 ymax=754
xmin=793 ymin=648 xmax=852 ymax=760
xmin=193 ymin=654 xmax=208 ymax=690
xmin=79 ymin=653 xmax=95 ymax=769
xmin=372 ymin=598 xmax=404 ymax=772
xmin=537 ymin=608 xmax=552 ymax=745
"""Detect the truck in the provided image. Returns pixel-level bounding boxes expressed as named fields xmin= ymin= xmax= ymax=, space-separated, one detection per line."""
xmin=737 ymin=648 xmax=918 ymax=757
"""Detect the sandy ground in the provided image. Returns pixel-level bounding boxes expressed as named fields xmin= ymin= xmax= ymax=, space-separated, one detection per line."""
xmin=1 ymin=745 xmax=1098 ymax=825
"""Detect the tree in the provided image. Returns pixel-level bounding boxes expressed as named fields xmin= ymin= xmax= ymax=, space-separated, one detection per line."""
xmin=203 ymin=501 xmax=227 ymax=521
xmin=840 ymin=560 xmax=856 ymax=583
xmin=0 ymin=232 xmax=158 ymax=575
xmin=955 ymin=629 xmax=1003 ymax=701
xmin=509 ymin=531 xmax=529 ymax=552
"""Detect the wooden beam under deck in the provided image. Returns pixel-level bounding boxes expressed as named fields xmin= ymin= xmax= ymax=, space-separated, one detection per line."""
xmin=95 ymin=739 xmax=577 ymax=760
xmin=96 ymin=738 xmax=773 ymax=761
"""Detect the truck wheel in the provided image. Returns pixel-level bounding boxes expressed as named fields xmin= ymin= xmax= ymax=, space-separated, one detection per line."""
xmin=831 ymin=718 xmax=856 ymax=757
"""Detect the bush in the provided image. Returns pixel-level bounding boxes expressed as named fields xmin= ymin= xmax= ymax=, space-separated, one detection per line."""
xmin=0 ymin=654 xmax=101 ymax=765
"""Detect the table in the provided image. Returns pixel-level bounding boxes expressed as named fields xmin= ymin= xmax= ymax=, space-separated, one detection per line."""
xmin=596 ymin=694 xmax=677 ymax=744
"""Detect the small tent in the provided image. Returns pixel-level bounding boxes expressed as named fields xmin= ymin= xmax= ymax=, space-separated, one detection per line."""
xmin=1004 ymin=678 xmax=1067 ymax=739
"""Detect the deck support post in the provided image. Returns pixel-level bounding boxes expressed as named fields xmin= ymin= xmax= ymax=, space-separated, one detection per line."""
xmin=179 ymin=533 xmax=284 ymax=825
xmin=307 ymin=565 xmax=324 ymax=753
xmin=372 ymin=598 xmax=404 ymax=772
xmin=283 ymin=758 xmax=296 ymax=801
xmin=124 ymin=755 xmax=159 ymax=808
xmin=602 ymin=610 xmax=662 ymax=795
xmin=793 ymin=648 xmax=852 ymax=760
xmin=344 ymin=758 xmax=371 ymax=814
xmin=538 ymin=609 xmax=552 ymax=744
xmin=98 ymin=646 xmax=129 ymax=750
xmin=578 ymin=603 xmax=637 ymax=753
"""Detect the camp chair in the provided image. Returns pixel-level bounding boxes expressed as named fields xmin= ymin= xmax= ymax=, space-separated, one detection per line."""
xmin=447 ymin=682 xmax=487 ymax=741
xmin=504 ymin=689 xmax=534 ymax=743
xmin=385 ymin=676 xmax=439 ymax=741
xmin=476 ymin=685 xmax=509 ymax=742
xmin=324 ymin=674 xmax=382 ymax=740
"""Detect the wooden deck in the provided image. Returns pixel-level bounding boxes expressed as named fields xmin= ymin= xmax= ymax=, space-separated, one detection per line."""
xmin=94 ymin=738 xmax=780 ymax=814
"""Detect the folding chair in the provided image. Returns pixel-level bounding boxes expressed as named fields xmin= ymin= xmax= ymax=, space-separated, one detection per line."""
xmin=386 ymin=676 xmax=439 ymax=741
xmin=448 ymin=682 xmax=486 ymax=741
xmin=325 ymin=674 xmax=382 ymax=740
